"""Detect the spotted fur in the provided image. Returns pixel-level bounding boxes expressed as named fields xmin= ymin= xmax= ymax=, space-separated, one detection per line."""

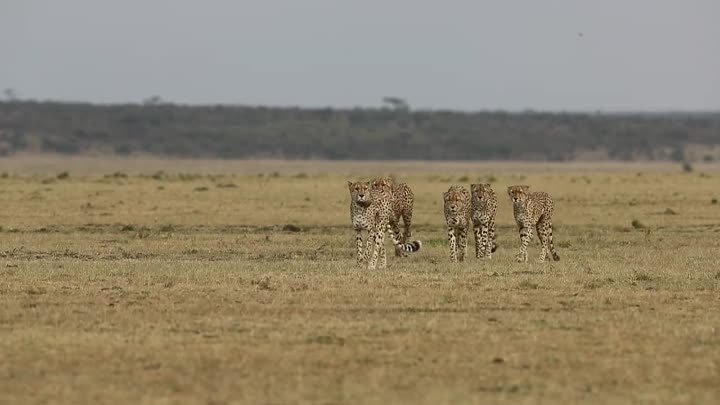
xmin=443 ymin=185 xmax=471 ymax=263
xmin=349 ymin=179 xmax=421 ymax=269
xmin=470 ymin=183 xmax=498 ymax=259
xmin=373 ymin=177 xmax=415 ymax=257
xmin=507 ymin=185 xmax=560 ymax=263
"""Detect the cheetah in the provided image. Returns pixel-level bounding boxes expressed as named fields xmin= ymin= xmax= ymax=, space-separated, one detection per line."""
xmin=372 ymin=177 xmax=415 ymax=257
xmin=348 ymin=179 xmax=421 ymax=269
xmin=443 ymin=185 xmax=472 ymax=262
xmin=470 ymin=183 xmax=498 ymax=259
xmin=507 ymin=185 xmax=560 ymax=263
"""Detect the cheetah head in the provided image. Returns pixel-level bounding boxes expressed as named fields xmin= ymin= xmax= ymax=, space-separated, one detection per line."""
xmin=507 ymin=185 xmax=530 ymax=204
xmin=471 ymin=183 xmax=492 ymax=200
xmin=371 ymin=177 xmax=393 ymax=194
xmin=348 ymin=180 xmax=373 ymax=207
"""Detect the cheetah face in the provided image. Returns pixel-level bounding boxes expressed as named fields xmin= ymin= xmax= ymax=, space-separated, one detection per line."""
xmin=507 ymin=185 xmax=530 ymax=204
xmin=371 ymin=177 xmax=393 ymax=194
xmin=348 ymin=181 xmax=372 ymax=206
xmin=471 ymin=183 xmax=491 ymax=200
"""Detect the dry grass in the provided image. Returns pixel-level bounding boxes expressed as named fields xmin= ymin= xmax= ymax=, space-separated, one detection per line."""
xmin=0 ymin=157 xmax=719 ymax=405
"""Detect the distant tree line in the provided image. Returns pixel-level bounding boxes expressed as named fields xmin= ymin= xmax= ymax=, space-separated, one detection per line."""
xmin=0 ymin=101 xmax=719 ymax=161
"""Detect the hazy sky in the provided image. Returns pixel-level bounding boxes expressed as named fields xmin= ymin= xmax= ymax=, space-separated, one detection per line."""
xmin=1 ymin=0 xmax=718 ymax=111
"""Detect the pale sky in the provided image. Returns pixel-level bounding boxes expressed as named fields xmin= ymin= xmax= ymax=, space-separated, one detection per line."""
xmin=1 ymin=0 xmax=718 ymax=111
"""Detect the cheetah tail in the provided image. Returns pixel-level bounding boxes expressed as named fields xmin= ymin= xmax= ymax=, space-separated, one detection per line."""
xmin=387 ymin=225 xmax=421 ymax=253
xmin=403 ymin=240 xmax=422 ymax=253
xmin=491 ymin=234 xmax=498 ymax=253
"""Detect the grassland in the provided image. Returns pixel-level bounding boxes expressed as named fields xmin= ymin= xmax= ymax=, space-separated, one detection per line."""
xmin=0 ymin=157 xmax=719 ymax=405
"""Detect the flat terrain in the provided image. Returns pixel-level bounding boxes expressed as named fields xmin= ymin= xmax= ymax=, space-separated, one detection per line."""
xmin=0 ymin=157 xmax=718 ymax=404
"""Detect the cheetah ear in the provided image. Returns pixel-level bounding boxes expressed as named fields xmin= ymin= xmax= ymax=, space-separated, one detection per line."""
xmin=347 ymin=181 xmax=353 ymax=190
xmin=520 ymin=185 xmax=530 ymax=192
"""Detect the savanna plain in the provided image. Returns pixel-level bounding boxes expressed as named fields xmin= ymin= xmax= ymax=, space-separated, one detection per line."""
xmin=0 ymin=157 xmax=719 ymax=405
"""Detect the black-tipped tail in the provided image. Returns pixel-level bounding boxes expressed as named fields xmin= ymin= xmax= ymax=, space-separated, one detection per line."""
xmin=401 ymin=240 xmax=422 ymax=253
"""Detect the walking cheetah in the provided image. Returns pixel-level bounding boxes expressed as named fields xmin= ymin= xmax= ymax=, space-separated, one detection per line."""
xmin=372 ymin=177 xmax=415 ymax=257
xmin=507 ymin=185 xmax=560 ymax=263
xmin=348 ymin=179 xmax=421 ymax=269
xmin=443 ymin=185 xmax=472 ymax=262
xmin=470 ymin=183 xmax=498 ymax=259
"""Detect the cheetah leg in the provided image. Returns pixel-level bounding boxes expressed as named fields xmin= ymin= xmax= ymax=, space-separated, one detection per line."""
xmin=391 ymin=218 xmax=406 ymax=257
xmin=447 ymin=226 xmax=458 ymax=263
xmin=355 ymin=228 xmax=365 ymax=265
xmin=364 ymin=230 xmax=375 ymax=264
xmin=544 ymin=217 xmax=560 ymax=261
xmin=480 ymin=221 xmax=490 ymax=259
xmin=402 ymin=210 xmax=413 ymax=241
xmin=473 ymin=223 xmax=482 ymax=259
xmin=536 ymin=222 xmax=548 ymax=263
xmin=378 ymin=235 xmax=387 ymax=269
xmin=458 ymin=227 xmax=468 ymax=262
xmin=367 ymin=228 xmax=385 ymax=270
xmin=489 ymin=218 xmax=497 ymax=255
xmin=516 ymin=223 xmax=532 ymax=263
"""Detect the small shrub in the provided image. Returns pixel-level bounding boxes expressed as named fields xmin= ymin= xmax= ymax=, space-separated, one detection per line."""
xmin=150 ymin=170 xmax=165 ymax=180
xmin=134 ymin=227 xmax=151 ymax=239
xmin=712 ymin=198 xmax=718 ymax=205
xmin=120 ymin=225 xmax=135 ymax=232
xmin=663 ymin=208 xmax=678 ymax=215
xmin=458 ymin=175 xmax=470 ymax=182
xmin=216 ymin=182 xmax=237 ymax=188
xmin=178 ymin=173 xmax=202 ymax=181
xmin=633 ymin=271 xmax=653 ymax=282
xmin=631 ymin=219 xmax=644 ymax=229
xmin=517 ymin=280 xmax=539 ymax=290
xmin=293 ymin=173 xmax=308 ymax=179
xmin=193 ymin=186 xmax=209 ymax=192
xmin=105 ymin=171 xmax=128 ymax=178
xmin=252 ymin=275 xmax=272 ymax=291
xmin=159 ymin=224 xmax=175 ymax=232
xmin=56 ymin=171 xmax=69 ymax=180
xmin=682 ymin=162 xmax=693 ymax=173
xmin=282 ymin=224 xmax=302 ymax=232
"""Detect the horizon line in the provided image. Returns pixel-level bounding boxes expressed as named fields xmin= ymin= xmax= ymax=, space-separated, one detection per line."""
xmin=1 ymin=97 xmax=719 ymax=116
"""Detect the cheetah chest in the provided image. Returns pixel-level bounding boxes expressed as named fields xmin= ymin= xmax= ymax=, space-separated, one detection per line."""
xmin=351 ymin=204 xmax=374 ymax=230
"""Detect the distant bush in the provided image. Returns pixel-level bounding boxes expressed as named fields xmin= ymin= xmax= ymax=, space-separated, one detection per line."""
xmin=1 ymin=101 xmax=719 ymax=161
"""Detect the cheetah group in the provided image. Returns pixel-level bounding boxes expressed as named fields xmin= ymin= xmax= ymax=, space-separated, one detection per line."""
xmin=349 ymin=177 xmax=559 ymax=268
